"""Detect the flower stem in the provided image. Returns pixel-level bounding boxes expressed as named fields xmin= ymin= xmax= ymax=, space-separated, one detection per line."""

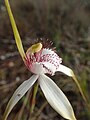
xmin=29 ymin=81 xmax=38 ymax=119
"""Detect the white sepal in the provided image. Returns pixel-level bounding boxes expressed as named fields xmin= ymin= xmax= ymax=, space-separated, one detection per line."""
xmin=3 ymin=75 xmax=38 ymax=120
xmin=57 ymin=64 xmax=87 ymax=102
xmin=39 ymin=74 xmax=76 ymax=120
xmin=56 ymin=64 xmax=74 ymax=77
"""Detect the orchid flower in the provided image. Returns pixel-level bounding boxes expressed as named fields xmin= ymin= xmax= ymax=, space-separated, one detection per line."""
xmin=3 ymin=0 xmax=87 ymax=120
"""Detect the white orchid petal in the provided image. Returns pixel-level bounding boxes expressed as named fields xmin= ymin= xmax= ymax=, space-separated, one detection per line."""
xmin=3 ymin=75 xmax=38 ymax=120
xmin=39 ymin=74 xmax=76 ymax=120
xmin=57 ymin=64 xmax=74 ymax=77
xmin=57 ymin=64 xmax=87 ymax=103
xmin=30 ymin=63 xmax=46 ymax=75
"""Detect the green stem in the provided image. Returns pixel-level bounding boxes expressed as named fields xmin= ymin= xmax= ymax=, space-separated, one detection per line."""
xmin=29 ymin=81 xmax=38 ymax=119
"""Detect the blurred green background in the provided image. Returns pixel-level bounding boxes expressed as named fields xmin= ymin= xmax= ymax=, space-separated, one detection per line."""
xmin=0 ymin=0 xmax=90 ymax=120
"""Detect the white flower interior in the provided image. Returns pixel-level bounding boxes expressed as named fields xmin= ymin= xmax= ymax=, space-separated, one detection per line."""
xmin=25 ymin=48 xmax=62 ymax=75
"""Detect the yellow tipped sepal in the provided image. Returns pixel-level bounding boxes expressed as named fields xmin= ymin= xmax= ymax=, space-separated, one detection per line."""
xmin=57 ymin=64 xmax=87 ymax=103
xmin=5 ymin=0 xmax=25 ymax=60
xmin=71 ymin=71 xmax=87 ymax=103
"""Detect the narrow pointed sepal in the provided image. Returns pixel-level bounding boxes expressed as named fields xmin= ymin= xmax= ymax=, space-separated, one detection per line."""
xmin=57 ymin=64 xmax=74 ymax=77
xmin=39 ymin=74 xmax=76 ymax=120
xmin=57 ymin=64 xmax=87 ymax=103
xmin=5 ymin=0 xmax=25 ymax=59
xmin=3 ymin=75 xmax=38 ymax=120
